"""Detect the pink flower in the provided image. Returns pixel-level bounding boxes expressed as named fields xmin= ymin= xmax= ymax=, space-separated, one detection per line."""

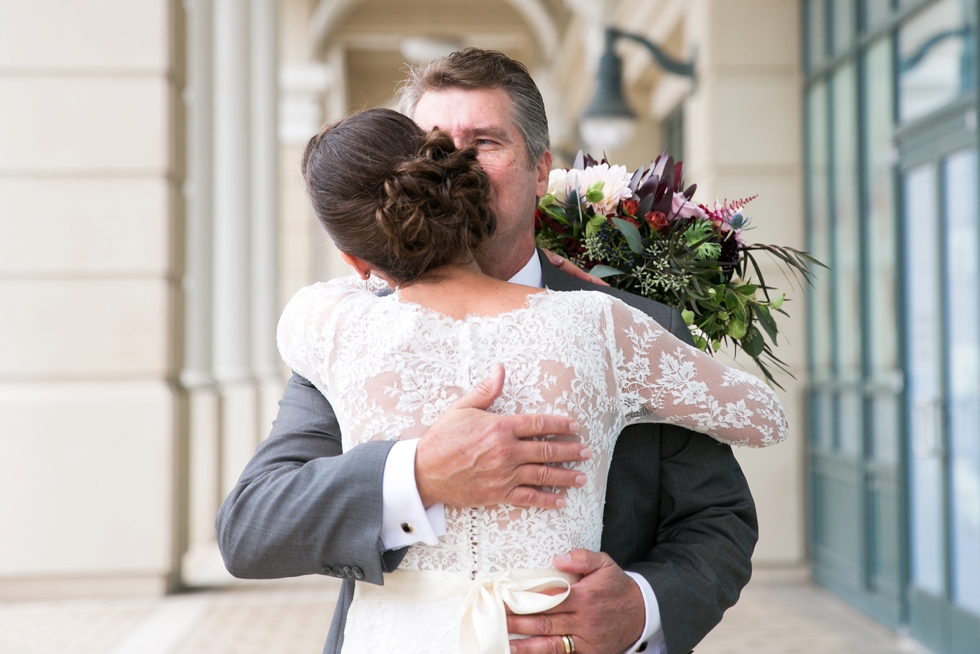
xmin=671 ymin=192 xmax=706 ymax=219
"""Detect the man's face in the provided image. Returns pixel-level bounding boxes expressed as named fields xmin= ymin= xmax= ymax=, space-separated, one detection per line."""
xmin=412 ymin=87 xmax=551 ymax=272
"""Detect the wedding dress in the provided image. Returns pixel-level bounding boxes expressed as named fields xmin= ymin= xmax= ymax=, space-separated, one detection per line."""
xmin=277 ymin=277 xmax=788 ymax=654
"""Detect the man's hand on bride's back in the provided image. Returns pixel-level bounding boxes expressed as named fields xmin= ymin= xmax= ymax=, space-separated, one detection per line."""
xmin=414 ymin=364 xmax=590 ymax=509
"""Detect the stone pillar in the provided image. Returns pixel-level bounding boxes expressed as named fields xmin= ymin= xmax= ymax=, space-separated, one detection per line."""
xmin=0 ymin=0 xmax=187 ymax=598
xmin=181 ymin=0 xmax=223 ymax=570
xmin=684 ymin=0 xmax=806 ymax=566
xmin=278 ymin=58 xmax=335 ymax=297
xmin=250 ymin=0 xmax=283 ymax=435
xmin=212 ymin=0 xmax=258 ymax=496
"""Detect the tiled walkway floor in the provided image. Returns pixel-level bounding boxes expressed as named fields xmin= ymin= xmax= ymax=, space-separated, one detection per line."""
xmin=695 ymin=570 xmax=920 ymax=654
xmin=0 ymin=569 xmax=927 ymax=654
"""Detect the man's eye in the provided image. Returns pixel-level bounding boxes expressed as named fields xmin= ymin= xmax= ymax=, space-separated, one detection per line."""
xmin=475 ymin=139 xmax=496 ymax=146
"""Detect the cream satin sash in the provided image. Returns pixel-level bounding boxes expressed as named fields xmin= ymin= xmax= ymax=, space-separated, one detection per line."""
xmin=352 ymin=568 xmax=579 ymax=654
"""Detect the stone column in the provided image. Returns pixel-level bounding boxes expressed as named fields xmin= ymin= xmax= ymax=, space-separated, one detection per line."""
xmin=684 ymin=0 xmax=806 ymax=566
xmin=0 ymin=0 xmax=186 ymax=598
xmin=250 ymin=0 xmax=283 ymax=434
xmin=212 ymin=0 xmax=258 ymax=496
xmin=181 ymin=0 xmax=223 ymax=576
xmin=278 ymin=58 xmax=334 ymax=296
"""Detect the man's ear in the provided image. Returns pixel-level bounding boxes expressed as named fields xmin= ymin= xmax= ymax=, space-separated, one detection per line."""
xmin=341 ymin=251 xmax=372 ymax=279
xmin=534 ymin=150 xmax=553 ymax=198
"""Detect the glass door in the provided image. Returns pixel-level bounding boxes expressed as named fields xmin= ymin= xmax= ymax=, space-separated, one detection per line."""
xmin=900 ymin=130 xmax=980 ymax=654
xmin=942 ymin=150 xmax=980 ymax=654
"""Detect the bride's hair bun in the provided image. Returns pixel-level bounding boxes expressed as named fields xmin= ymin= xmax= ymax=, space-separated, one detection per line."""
xmin=302 ymin=108 xmax=496 ymax=283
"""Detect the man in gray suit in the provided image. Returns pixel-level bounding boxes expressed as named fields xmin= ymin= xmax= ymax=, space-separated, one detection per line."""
xmin=217 ymin=49 xmax=757 ymax=654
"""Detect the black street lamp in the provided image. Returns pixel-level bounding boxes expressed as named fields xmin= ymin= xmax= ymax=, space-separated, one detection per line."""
xmin=580 ymin=27 xmax=696 ymax=152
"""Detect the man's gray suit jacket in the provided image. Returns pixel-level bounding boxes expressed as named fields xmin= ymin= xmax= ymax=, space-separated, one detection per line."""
xmin=216 ymin=250 xmax=758 ymax=654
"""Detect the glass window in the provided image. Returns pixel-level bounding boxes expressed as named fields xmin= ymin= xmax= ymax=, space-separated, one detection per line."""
xmin=833 ymin=64 xmax=862 ymax=386
xmin=808 ymin=83 xmax=834 ymax=384
xmin=864 ymin=0 xmax=893 ymax=31
xmin=904 ymin=163 xmax=946 ymax=596
xmin=898 ymin=0 xmax=977 ymax=123
xmin=812 ymin=392 xmax=837 ymax=451
xmin=864 ymin=39 xmax=899 ymax=380
xmin=872 ymin=395 xmax=901 ymax=465
xmin=837 ymin=393 xmax=864 ymax=456
xmin=864 ymin=38 xmax=900 ymax=465
xmin=834 ymin=0 xmax=858 ymax=53
xmin=809 ymin=0 xmax=830 ymax=70
xmin=943 ymin=149 xmax=980 ymax=615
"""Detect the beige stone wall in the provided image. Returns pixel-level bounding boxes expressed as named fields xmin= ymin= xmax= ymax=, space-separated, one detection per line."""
xmin=684 ymin=0 xmax=806 ymax=566
xmin=0 ymin=0 xmax=187 ymax=597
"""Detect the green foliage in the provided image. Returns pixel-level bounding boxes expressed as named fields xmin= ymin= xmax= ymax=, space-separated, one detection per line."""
xmin=536 ymin=202 xmax=824 ymax=389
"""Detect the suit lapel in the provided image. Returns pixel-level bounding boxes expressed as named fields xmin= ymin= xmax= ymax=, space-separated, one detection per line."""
xmin=537 ymin=248 xmax=593 ymax=292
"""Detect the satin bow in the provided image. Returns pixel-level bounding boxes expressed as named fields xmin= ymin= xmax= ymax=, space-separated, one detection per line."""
xmin=460 ymin=573 xmax=572 ymax=654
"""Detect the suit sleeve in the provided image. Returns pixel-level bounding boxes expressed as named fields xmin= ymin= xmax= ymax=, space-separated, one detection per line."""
xmin=624 ymin=307 xmax=758 ymax=654
xmin=215 ymin=373 xmax=409 ymax=584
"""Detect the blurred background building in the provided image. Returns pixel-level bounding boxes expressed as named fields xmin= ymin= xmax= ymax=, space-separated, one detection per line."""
xmin=0 ymin=1 xmax=976 ymax=653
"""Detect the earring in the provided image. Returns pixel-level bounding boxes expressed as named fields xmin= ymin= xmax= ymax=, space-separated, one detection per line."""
xmin=362 ymin=270 xmax=371 ymax=280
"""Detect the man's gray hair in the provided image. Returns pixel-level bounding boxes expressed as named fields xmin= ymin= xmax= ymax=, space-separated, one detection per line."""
xmin=396 ymin=48 xmax=550 ymax=167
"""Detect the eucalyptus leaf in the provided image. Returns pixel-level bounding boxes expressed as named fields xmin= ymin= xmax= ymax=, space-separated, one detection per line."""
xmin=589 ymin=264 xmax=626 ymax=278
xmin=611 ymin=217 xmax=644 ymax=254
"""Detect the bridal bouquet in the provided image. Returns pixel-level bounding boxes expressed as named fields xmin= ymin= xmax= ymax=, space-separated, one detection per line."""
xmin=534 ymin=151 xmax=820 ymax=387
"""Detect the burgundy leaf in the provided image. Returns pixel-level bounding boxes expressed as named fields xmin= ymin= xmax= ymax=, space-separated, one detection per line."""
xmin=628 ymin=166 xmax=645 ymax=193
xmin=637 ymin=175 xmax=661 ymax=198
xmin=637 ymin=193 xmax=655 ymax=216
xmin=673 ymin=161 xmax=684 ymax=192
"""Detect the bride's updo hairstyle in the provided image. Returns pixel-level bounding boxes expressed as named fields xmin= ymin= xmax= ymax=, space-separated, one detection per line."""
xmin=301 ymin=108 xmax=496 ymax=284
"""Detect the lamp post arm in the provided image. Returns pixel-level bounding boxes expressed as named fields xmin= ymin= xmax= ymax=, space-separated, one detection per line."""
xmin=606 ymin=27 xmax=696 ymax=80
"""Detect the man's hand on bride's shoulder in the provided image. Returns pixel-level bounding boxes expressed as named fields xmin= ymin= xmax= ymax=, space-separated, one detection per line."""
xmin=541 ymin=249 xmax=610 ymax=287
xmin=507 ymin=549 xmax=646 ymax=654
xmin=414 ymin=364 xmax=591 ymax=509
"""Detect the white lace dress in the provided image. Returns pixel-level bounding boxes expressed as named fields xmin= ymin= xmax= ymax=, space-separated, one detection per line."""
xmin=277 ymin=277 xmax=788 ymax=654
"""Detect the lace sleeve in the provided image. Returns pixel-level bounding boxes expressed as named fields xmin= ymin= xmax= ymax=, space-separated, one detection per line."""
xmin=606 ymin=298 xmax=788 ymax=448
xmin=276 ymin=275 xmax=387 ymax=390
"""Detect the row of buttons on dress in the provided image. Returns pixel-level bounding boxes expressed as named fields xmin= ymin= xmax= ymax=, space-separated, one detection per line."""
xmin=321 ymin=565 xmax=364 ymax=579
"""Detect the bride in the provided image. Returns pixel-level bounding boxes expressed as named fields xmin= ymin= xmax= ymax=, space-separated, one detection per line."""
xmin=277 ymin=108 xmax=787 ymax=654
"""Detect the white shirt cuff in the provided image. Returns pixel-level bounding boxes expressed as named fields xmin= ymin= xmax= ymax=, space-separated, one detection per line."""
xmin=623 ymin=571 xmax=665 ymax=654
xmin=380 ymin=439 xmax=446 ymax=550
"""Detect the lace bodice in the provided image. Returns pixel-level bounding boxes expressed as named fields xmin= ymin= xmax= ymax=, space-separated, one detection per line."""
xmin=277 ymin=277 xmax=787 ymax=577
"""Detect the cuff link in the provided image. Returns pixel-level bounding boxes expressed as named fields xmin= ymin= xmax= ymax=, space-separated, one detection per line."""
xmin=400 ymin=522 xmax=414 ymax=534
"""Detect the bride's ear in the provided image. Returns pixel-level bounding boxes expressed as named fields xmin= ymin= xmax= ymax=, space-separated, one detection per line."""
xmin=341 ymin=252 xmax=372 ymax=280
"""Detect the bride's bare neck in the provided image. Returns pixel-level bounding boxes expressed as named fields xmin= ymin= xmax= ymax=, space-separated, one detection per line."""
xmin=388 ymin=261 xmax=542 ymax=320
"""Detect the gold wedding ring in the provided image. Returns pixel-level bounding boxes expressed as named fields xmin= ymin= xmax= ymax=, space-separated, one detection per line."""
xmin=562 ymin=634 xmax=576 ymax=653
